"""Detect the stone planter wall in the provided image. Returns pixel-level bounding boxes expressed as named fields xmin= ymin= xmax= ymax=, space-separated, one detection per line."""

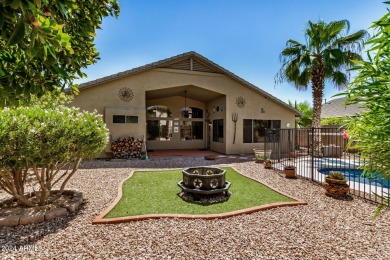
xmin=0 ymin=190 xmax=83 ymax=227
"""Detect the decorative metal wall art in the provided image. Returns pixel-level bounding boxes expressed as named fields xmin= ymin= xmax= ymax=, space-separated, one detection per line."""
xmin=235 ymin=96 xmax=246 ymax=108
xmin=118 ymin=87 xmax=134 ymax=102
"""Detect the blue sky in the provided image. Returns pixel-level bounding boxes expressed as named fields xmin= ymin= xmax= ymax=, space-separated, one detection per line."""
xmin=77 ymin=0 xmax=387 ymax=104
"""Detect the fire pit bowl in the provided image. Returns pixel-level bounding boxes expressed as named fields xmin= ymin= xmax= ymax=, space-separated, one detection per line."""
xmin=182 ymin=167 xmax=226 ymax=190
xmin=178 ymin=167 xmax=231 ymax=204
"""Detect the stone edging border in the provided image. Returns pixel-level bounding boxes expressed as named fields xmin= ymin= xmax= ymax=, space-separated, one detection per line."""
xmin=92 ymin=167 xmax=307 ymax=224
xmin=0 ymin=190 xmax=83 ymax=227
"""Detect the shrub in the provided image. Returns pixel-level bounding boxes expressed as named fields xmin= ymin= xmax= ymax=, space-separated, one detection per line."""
xmin=328 ymin=171 xmax=346 ymax=180
xmin=343 ymin=4 xmax=390 ymax=218
xmin=0 ymin=106 xmax=108 ymax=207
xmin=321 ymin=116 xmax=350 ymax=126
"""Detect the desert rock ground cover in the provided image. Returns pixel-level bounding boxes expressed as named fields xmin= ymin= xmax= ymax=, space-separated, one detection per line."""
xmin=1 ymin=157 xmax=389 ymax=259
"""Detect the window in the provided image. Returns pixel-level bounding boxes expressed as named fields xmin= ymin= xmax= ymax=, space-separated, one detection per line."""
xmin=180 ymin=107 xmax=203 ymax=119
xmin=146 ymin=106 xmax=173 ymax=141
xmin=126 ymin=116 xmax=138 ymax=123
xmin=113 ymin=115 xmax=138 ymax=124
xmin=253 ymin=120 xmax=270 ymax=143
xmin=180 ymin=121 xmax=204 ymax=140
xmin=147 ymin=120 xmax=172 ymax=141
xmin=243 ymin=119 xmax=281 ymax=143
xmin=191 ymin=107 xmax=203 ymax=118
xmin=180 ymin=121 xmax=191 ymax=140
xmin=179 ymin=106 xmax=204 ymax=140
xmin=113 ymin=115 xmax=125 ymax=123
xmin=192 ymin=121 xmax=203 ymax=139
xmin=147 ymin=105 xmax=172 ymax=118
xmin=213 ymin=119 xmax=224 ymax=142
xmin=243 ymin=119 xmax=253 ymax=143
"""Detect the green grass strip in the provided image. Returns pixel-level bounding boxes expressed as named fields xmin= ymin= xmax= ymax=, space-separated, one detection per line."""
xmin=105 ymin=167 xmax=294 ymax=218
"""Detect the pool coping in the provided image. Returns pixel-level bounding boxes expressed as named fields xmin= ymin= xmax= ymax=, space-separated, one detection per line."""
xmin=92 ymin=167 xmax=307 ymax=224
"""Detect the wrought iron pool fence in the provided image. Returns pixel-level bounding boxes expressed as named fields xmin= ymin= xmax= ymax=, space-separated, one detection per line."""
xmin=264 ymin=127 xmax=389 ymax=205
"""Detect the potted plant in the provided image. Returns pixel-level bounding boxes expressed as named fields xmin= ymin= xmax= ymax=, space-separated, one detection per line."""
xmin=290 ymin=150 xmax=298 ymax=158
xmin=253 ymin=149 xmax=272 ymax=163
xmin=263 ymin=159 xmax=272 ymax=169
xmin=284 ymin=165 xmax=296 ymax=178
xmin=323 ymin=171 xmax=350 ymax=198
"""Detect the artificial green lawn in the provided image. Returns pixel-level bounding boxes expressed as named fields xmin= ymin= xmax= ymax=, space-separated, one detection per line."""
xmin=105 ymin=167 xmax=294 ymax=218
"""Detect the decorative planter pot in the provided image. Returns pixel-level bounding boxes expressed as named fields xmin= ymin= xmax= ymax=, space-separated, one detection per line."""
xmin=253 ymin=149 xmax=272 ymax=163
xmin=284 ymin=167 xmax=296 ymax=178
xmin=324 ymin=177 xmax=350 ymax=197
xmin=290 ymin=151 xmax=297 ymax=158
xmin=263 ymin=159 xmax=272 ymax=169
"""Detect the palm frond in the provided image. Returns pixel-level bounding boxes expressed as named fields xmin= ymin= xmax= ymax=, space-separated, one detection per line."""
xmin=324 ymin=49 xmax=343 ymax=61
xmin=299 ymin=51 xmax=312 ymax=67
xmin=344 ymin=51 xmax=364 ymax=61
xmin=281 ymin=47 xmax=303 ymax=57
xmin=286 ymin=39 xmax=305 ymax=47
xmin=297 ymin=68 xmax=311 ymax=87
xmin=333 ymin=30 xmax=369 ymax=52
xmin=284 ymin=61 xmax=301 ymax=82
xmin=279 ymin=39 xmax=307 ymax=62
xmin=327 ymin=20 xmax=350 ymax=38
xmin=329 ymin=71 xmax=348 ymax=90
xmin=306 ymin=20 xmax=322 ymax=51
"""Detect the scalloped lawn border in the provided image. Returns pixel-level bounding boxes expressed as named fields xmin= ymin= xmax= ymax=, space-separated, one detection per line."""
xmin=92 ymin=167 xmax=307 ymax=224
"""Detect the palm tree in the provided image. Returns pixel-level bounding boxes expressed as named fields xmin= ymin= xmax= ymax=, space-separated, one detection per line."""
xmin=276 ymin=20 xmax=368 ymax=128
xmin=288 ymin=100 xmax=313 ymax=128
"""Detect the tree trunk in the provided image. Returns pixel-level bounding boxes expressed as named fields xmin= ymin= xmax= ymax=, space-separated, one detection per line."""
xmin=52 ymin=158 xmax=82 ymax=202
xmin=311 ymin=63 xmax=324 ymax=128
xmin=0 ymin=169 xmax=35 ymax=207
xmin=311 ymin=61 xmax=325 ymax=157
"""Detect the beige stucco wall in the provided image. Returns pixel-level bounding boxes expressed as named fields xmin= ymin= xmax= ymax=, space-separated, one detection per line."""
xmin=206 ymin=96 xmax=226 ymax=154
xmin=225 ymin=89 xmax=295 ymax=154
xmin=70 ymin=68 xmax=297 ymax=157
xmin=103 ymin=106 xmax=145 ymax=152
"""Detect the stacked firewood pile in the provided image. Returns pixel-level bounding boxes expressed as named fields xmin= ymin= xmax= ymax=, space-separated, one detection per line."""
xmin=111 ymin=137 xmax=143 ymax=159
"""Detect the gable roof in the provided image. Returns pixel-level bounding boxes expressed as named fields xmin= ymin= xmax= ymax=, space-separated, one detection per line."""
xmin=321 ymin=97 xmax=364 ymax=118
xmin=77 ymin=51 xmax=301 ymax=116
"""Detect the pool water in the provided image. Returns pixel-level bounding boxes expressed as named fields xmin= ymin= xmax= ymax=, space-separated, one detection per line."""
xmin=319 ymin=168 xmax=390 ymax=189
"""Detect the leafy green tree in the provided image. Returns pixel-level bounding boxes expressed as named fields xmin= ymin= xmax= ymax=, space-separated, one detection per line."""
xmin=0 ymin=106 xmax=108 ymax=207
xmin=276 ymin=20 xmax=368 ymax=128
xmin=288 ymin=100 xmax=313 ymax=128
xmin=343 ymin=8 xmax=390 ymax=218
xmin=0 ymin=0 xmax=120 ymax=107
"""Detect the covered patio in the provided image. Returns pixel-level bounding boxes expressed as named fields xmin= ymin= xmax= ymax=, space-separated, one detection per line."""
xmin=147 ymin=149 xmax=255 ymax=161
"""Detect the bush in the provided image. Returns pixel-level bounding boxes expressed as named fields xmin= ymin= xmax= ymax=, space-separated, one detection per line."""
xmin=0 ymin=106 xmax=108 ymax=207
xmin=343 ymin=5 xmax=390 ymax=218
xmin=321 ymin=117 xmax=350 ymax=126
xmin=328 ymin=171 xmax=346 ymax=180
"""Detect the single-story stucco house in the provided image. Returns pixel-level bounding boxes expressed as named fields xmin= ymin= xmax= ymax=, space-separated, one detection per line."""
xmin=70 ymin=51 xmax=301 ymax=158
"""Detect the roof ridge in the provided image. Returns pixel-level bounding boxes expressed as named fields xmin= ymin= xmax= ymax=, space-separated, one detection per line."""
xmin=78 ymin=51 xmax=200 ymax=88
xmin=77 ymin=52 xmax=302 ymax=116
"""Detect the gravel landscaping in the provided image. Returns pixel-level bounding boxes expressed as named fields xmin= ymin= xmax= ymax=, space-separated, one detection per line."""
xmin=1 ymin=157 xmax=389 ymax=259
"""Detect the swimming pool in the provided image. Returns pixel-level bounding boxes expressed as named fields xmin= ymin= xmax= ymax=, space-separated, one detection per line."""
xmin=319 ymin=168 xmax=390 ymax=189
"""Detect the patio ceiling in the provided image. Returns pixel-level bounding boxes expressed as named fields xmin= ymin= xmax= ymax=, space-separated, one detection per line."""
xmin=146 ymin=85 xmax=224 ymax=102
